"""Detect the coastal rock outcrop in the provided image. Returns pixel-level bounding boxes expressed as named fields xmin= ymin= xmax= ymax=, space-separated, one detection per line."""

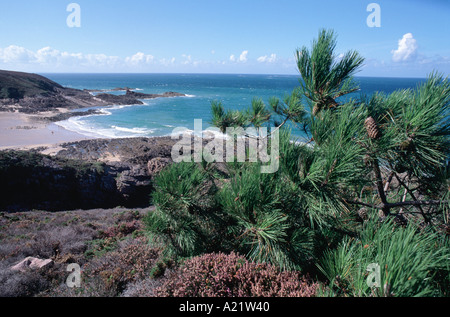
xmin=94 ymin=92 xmax=145 ymax=105
xmin=0 ymin=70 xmax=186 ymax=115
xmin=125 ymin=90 xmax=185 ymax=99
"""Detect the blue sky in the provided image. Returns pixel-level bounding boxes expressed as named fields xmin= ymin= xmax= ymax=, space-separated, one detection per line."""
xmin=0 ymin=0 xmax=449 ymax=77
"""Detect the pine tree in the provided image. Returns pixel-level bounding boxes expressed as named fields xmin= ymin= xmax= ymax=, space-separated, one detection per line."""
xmin=145 ymin=29 xmax=449 ymax=290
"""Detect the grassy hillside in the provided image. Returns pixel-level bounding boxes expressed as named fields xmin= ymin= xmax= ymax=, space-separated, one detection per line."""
xmin=0 ymin=70 xmax=63 ymax=100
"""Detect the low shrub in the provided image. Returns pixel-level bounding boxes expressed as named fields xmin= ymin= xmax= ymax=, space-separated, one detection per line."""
xmin=155 ymin=252 xmax=317 ymax=297
xmin=100 ymin=220 xmax=142 ymax=239
xmin=0 ymin=268 xmax=49 ymax=297
xmin=81 ymin=238 xmax=160 ymax=296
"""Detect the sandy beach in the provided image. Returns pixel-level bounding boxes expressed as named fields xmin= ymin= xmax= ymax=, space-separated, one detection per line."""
xmin=0 ymin=112 xmax=92 ymax=154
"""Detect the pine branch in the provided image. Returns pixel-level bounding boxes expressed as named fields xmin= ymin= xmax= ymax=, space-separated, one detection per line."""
xmin=371 ymin=158 xmax=390 ymax=216
xmin=244 ymin=115 xmax=290 ymax=140
xmin=393 ymin=173 xmax=430 ymax=223
xmin=345 ymin=198 xmax=446 ymax=211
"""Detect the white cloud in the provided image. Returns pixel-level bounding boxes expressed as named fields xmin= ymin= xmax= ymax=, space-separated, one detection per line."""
xmin=239 ymin=50 xmax=248 ymax=63
xmin=160 ymin=57 xmax=176 ymax=66
xmin=257 ymin=53 xmax=277 ymax=63
xmin=83 ymin=53 xmax=120 ymax=68
xmin=392 ymin=33 xmax=418 ymax=62
xmin=0 ymin=45 xmax=35 ymax=64
xmin=125 ymin=52 xmax=154 ymax=66
xmin=229 ymin=51 xmax=249 ymax=63
xmin=36 ymin=47 xmax=61 ymax=64
xmin=0 ymin=45 xmax=123 ymax=69
xmin=181 ymin=54 xmax=192 ymax=65
xmin=35 ymin=47 xmax=90 ymax=67
xmin=0 ymin=45 xmax=160 ymax=71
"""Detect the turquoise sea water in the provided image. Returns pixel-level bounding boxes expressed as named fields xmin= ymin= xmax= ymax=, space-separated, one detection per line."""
xmin=42 ymin=73 xmax=427 ymax=141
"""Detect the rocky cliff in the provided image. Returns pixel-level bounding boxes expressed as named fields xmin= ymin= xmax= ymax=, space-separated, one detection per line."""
xmin=0 ymin=137 xmax=177 ymax=212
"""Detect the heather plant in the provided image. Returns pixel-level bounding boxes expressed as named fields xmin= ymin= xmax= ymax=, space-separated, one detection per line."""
xmin=0 ymin=266 xmax=50 ymax=297
xmin=0 ymin=209 xmax=158 ymax=297
xmin=99 ymin=220 xmax=141 ymax=239
xmin=155 ymin=252 xmax=317 ymax=297
xmin=78 ymin=237 xmax=161 ymax=296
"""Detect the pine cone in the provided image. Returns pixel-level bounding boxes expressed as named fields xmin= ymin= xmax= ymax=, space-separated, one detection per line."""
xmin=357 ymin=207 xmax=368 ymax=221
xmin=365 ymin=116 xmax=381 ymax=140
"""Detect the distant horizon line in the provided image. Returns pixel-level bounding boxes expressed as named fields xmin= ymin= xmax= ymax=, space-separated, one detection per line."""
xmin=36 ymin=72 xmax=429 ymax=80
xmin=0 ymin=68 xmax=430 ymax=80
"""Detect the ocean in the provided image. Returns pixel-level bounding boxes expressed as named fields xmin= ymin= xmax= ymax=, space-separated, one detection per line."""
xmin=42 ymin=73 xmax=427 ymax=141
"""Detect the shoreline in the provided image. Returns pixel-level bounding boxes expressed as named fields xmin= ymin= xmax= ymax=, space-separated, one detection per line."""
xmin=0 ymin=111 xmax=94 ymax=154
xmin=0 ymin=110 xmax=309 ymax=155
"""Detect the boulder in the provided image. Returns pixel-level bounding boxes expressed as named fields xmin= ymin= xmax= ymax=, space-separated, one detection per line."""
xmin=10 ymin=257 xmax=54 ymax=272
xmin=115 ymin=165 xmax=152 ymax=206
xmin=147 ymin=157 xmax=172 ymax=177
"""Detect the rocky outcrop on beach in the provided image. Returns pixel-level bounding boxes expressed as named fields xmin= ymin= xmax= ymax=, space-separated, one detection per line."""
xmin=84 ymin=87 xmax=133 ymax=93
xmin=0 ymin=70 xmax=185 ymax=115
xmin=93 ymin=92 xmax=145 ymax=105
xmin=0 ymin=70 xmax=64 ymax=99
xmin=125 ymin=90 xmax=185 ymax=99
xmin=57 ymin=137 xmax=179 ymax=208
xmin=94 ymin=90 xmax=186 ymax=105
xmin=56 ymin=137 xmax=177 ymax=164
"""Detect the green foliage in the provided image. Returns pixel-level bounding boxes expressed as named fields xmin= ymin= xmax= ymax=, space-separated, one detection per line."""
xmin=247 ymin=97 xmax=272 ymax=129
xmin=318 ymin=217 xmax=449 ymax=297
xmin=210 ymin=90 xmax=307 ymax=136
xmin=296 ymin=29 xmax=364 ymax=115
xmin=217 ymin=162 xmax=314 ymax=270
xmin=366 ymin=73 xmax=450 ymax=177
xmin=144 ymin=162 xmax=221 ymax=258
xmin=211 ymin=100 xmax=248 ymax=133
xmin=144 ymin=29 xmax=449 ymax=297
